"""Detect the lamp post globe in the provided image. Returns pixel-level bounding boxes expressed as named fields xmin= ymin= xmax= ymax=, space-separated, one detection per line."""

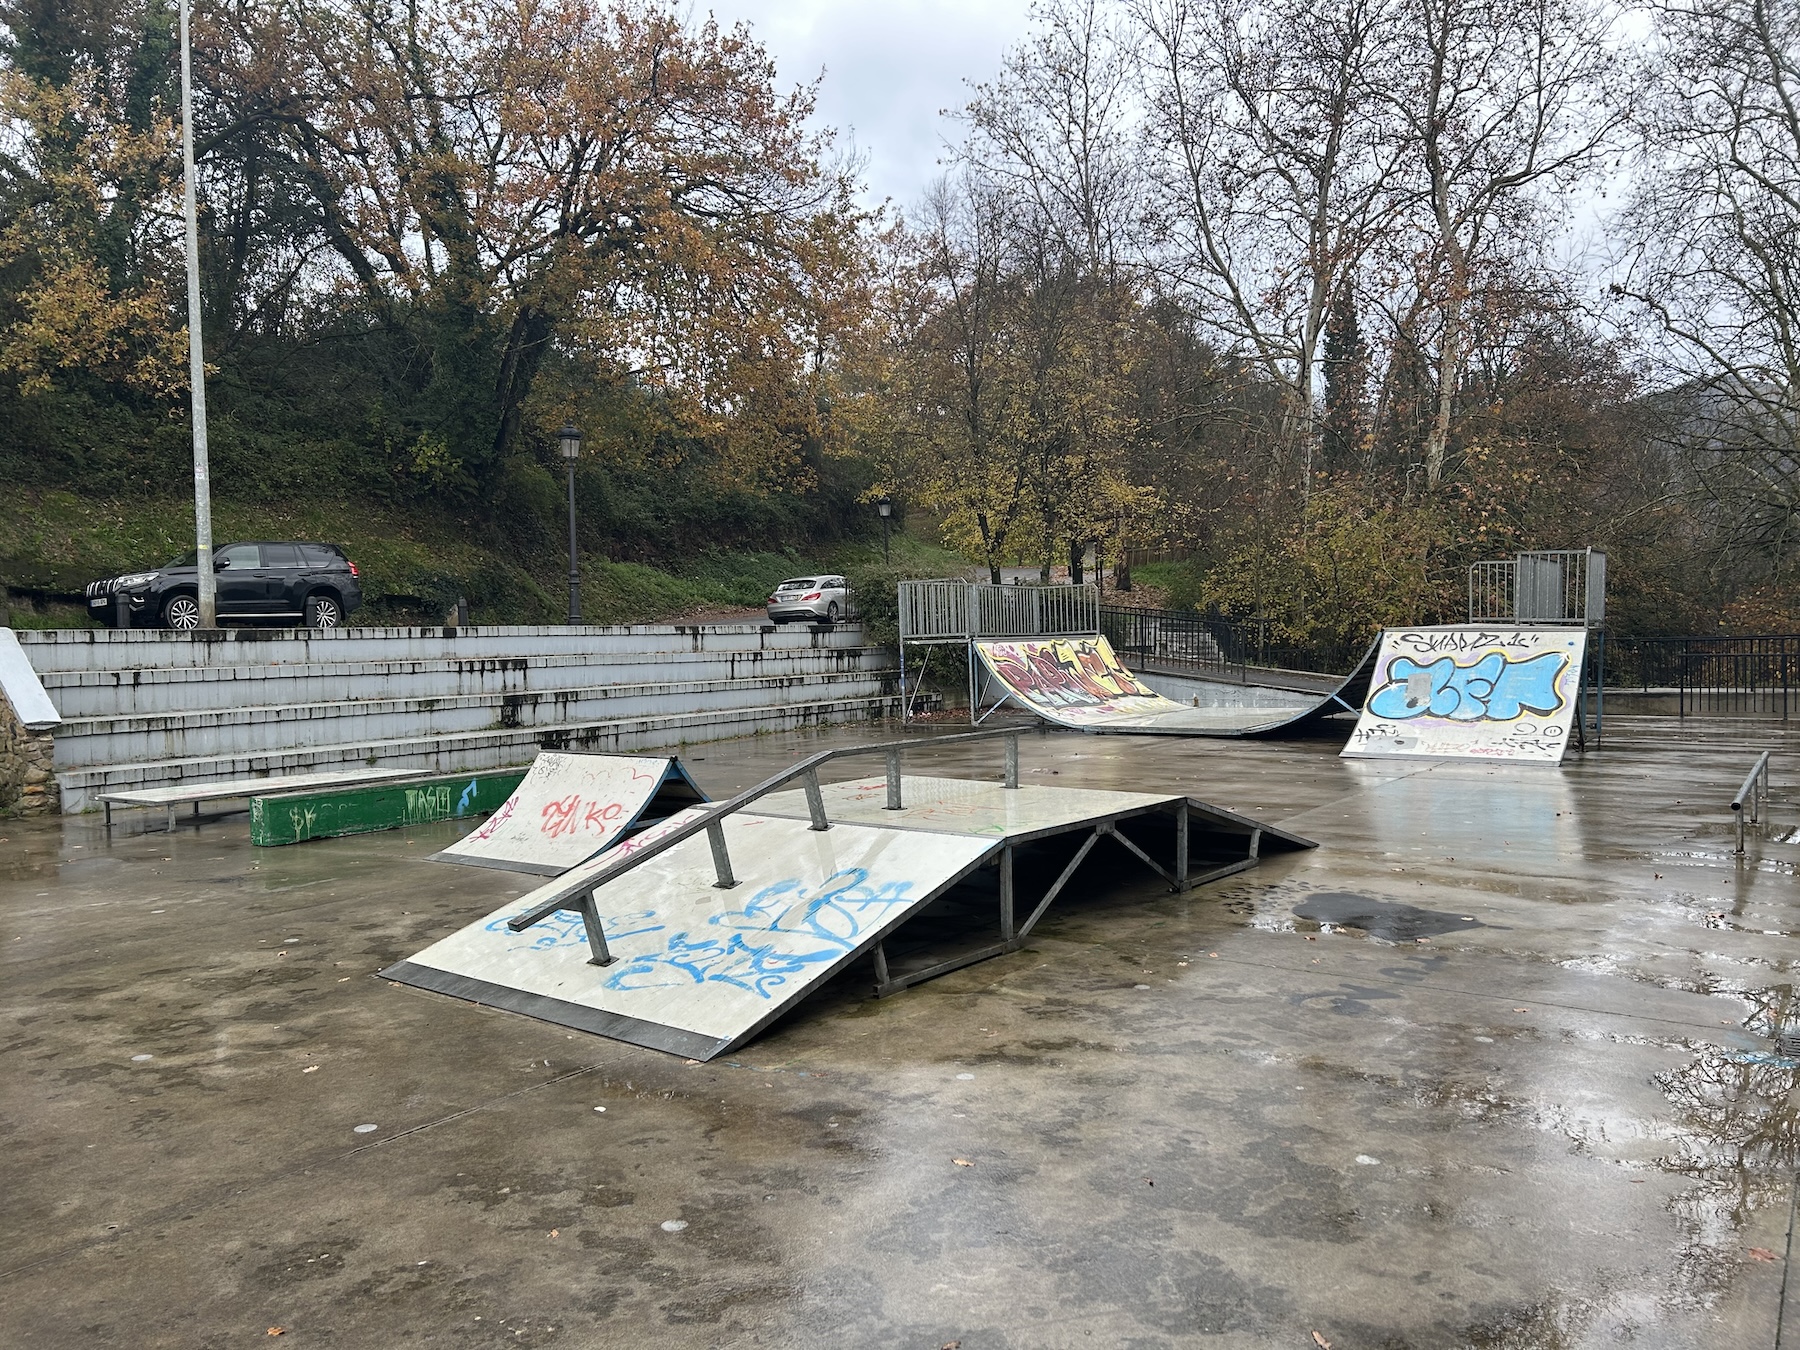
xmin=560 ymin=425 xmax=583 ymax=624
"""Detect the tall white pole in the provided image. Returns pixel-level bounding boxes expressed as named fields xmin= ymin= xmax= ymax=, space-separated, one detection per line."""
xmin=179 ymin=0 xmax=217 ymax=628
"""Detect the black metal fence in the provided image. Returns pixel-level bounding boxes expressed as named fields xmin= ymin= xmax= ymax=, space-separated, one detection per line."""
xmin=1099 ymin=607 xmax=1365 ymax=678
xmin=1605 ymin=634 xmax=1800 ymax=718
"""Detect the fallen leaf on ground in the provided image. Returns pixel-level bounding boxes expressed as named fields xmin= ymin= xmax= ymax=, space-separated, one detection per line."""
xmin=1513 ymin=1008 xmax=1528 ymax=1013
xmin=1312 ymin=1332 xmax=1332 ymax=1348
xmin=302 ymin=1065 xmax=319 ymax=1073
xmin=952 ymin=1158 xmax=974 ymax=1167
xmin=942 ymin=1342 xmax=962 ymax=1349
xmin=266 ymin=1330 xmax=284 ymax=1338
xmin=1749 ymin=1247 xmax=1779 ymax=1261
xmin=549 ymin=1229 xmax=559 ymax=1238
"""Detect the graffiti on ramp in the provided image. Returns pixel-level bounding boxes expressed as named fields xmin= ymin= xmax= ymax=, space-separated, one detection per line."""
xmin=1345 ymin=628 xmax=1587 ymax=762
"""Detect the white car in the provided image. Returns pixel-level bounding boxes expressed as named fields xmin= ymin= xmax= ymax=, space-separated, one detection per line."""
xmin=766 ymin=575 xmax=852 ymax=624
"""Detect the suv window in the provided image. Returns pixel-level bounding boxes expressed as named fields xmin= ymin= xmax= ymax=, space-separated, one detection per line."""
xmin=216 ymin=543 xmax=261 ymax=569
xmin=299 ymin=544 xmax=343 ymax=566
xmin=778 ymin=579 xmax=816 ymax=590
xmin=262 ymin=543 xmax=302 ymax=567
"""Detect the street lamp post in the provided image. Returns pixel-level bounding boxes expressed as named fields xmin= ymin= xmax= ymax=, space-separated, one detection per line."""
xmin=877 ymin=495 xmax=893 ymax=564
xmin=179 ymin=0 xmax=217 ymax=628
xmin=559 ymin=425 xmax=583 ymax=625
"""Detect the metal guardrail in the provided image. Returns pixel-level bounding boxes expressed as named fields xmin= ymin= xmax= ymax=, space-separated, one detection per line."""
xmin=1100 ymin=607 xmax=1239 ymax=677
xmin=1732 ymin=750 xmax=1772 ymax=854
xmin=1608 ymin=635 xmax=1800 ymax=718
xmin=1467 ymin=549 xmax=1605 ymax=625
xmin=898 ymin=580 xmax=1099 ymax=643
xmin=505 ymin=727 xmax=1028 ymax=964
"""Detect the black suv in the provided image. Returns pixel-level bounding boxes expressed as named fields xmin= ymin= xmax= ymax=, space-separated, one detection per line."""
xmin=85 ymin=542 xmax=365 ymax=630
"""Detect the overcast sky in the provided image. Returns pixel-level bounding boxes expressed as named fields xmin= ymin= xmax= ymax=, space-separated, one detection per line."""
xmin=707 ymin=0 xmax=1034 ymax=213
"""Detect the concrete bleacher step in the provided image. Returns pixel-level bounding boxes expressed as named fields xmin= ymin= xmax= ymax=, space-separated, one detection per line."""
xmin=36 ymin=645 xmax=889 ymax=717
xmin=17 ymin=622 xmax=928 ymax=815
xmin=57 ymin=691 xmax=924 ymax=814
xmin=52 ymin=668 xmax=896 ymax=767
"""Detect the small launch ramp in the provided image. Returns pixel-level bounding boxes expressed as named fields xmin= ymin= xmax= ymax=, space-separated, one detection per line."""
xmin=974 ymin=635 xmax=1378 ymax=737
xmin=382 ymin=730 xmax=1312 ymax=1059
xmin=431 ymin=751 xmax=707 ymax=876
xmin=1343 ymin=627 xmax=1589 ymax=763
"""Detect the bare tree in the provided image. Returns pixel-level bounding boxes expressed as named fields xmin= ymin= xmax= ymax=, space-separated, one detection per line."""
xmin=1131 ymin=0 xmax=1397 ymax=487
xmin=1382 ymin=0 xmax=1623 ymax=489
xmin=1615 ymin=0 xmax=1800 ymax=581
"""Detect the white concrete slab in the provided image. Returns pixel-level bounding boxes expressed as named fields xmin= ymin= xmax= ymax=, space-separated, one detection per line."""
xmin=0 ymin=628 xmax=60 ymax=729
xmin=432 ymin=751 xmax=705 ymax=875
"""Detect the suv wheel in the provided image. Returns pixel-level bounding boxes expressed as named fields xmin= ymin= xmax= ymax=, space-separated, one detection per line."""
xmin=305 ymin=593 xmax=343 ymax=629
xmin=826 ymin=601 xmax=840 ymax=623
xmin=163 ymin=594 xmax=201 ymax=631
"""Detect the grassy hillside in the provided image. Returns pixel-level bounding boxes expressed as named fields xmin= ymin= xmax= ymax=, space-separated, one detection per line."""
xmin=0 ymin=489 xmax=968 ymax=629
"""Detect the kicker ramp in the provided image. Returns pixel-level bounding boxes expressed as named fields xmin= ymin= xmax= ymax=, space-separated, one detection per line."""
xmin=431 ymin=751 xmax=707 ymax=876
xmin=975 ymin=635 xmax=1378 ymax=737
xmin=1343 ymin=626 xmax=1589 ymax=763
xmin=382 ymin=775 xmax=1312 ymax=1060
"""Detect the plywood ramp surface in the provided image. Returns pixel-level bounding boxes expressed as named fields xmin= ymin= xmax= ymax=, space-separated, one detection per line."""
xmin=432 ymin=751 xmax=705 ymax=875
xmin=388 ymin=811 xmax=996 ymax=1059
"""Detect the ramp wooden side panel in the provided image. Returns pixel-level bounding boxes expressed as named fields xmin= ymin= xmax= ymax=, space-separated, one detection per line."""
xmin=431 ymin=751 xmax=706 ymax=876
xmin=386 ymin=813 xmax=997 ymax=1059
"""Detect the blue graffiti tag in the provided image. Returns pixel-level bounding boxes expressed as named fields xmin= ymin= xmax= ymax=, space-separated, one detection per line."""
xmin=1368 ymin=651 xmax=1568 ymax=722
xmin=456 ymin=778 xmax=480 ymax=816
xmin=602 ymin=868 xmax=917 ymax=1000
xmin=485 ymin=908 xmax=664 ymax=952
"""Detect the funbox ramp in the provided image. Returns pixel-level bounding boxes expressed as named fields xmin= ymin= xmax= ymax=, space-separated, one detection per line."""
xmin=1342 ymin=626 xmax=1589 ymax=764
xmin=431 ymin=751 xmax=708 ymax=876
xmin=382 ymin=776 xmax=1312 ymax=1060
xmin=975 ymin=635 xmax=1378 ymax=737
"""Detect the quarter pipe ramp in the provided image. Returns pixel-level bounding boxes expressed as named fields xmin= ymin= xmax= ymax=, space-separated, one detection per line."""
xmin=974 ymin=635 xmax=1378 ymax=737
xmin=431 ymin=751 xmax=707 ymax=876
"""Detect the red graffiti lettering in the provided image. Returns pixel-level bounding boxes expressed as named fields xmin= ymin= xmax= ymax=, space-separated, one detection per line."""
xmin=541 ymin=794 xmax=582 ymax=838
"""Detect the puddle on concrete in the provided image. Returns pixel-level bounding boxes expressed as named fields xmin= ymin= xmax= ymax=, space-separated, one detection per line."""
xmin=1291 ymin=893 xmax=1485 ymax=943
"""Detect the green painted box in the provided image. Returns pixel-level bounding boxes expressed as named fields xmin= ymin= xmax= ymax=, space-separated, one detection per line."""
xmin=250 ymin=770 xmax=529 ymax=846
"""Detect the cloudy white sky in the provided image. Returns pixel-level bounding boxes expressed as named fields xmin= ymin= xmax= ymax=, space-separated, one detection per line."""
xmin=705 ymin=0 xmax=1035 ymax=213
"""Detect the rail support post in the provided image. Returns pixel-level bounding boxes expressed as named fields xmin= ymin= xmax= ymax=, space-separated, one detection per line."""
xmin=706 ymin=819 xmax=738 ymax=888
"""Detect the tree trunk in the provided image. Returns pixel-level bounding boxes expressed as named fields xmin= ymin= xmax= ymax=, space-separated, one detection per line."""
xmin=1069 ymin=537 xmax=1084 ymax=585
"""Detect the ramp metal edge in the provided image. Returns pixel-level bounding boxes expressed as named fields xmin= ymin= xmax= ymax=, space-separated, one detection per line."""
xmin=377 ymin=961 xmax=729 ymax=1060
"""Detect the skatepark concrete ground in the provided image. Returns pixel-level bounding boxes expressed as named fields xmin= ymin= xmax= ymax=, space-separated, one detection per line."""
xmin=4 ymin=717 xmax=1799 ymax=1348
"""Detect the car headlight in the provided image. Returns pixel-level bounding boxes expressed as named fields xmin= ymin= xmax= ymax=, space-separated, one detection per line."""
xmin=114 ymin=572 xmax=159 ymax=589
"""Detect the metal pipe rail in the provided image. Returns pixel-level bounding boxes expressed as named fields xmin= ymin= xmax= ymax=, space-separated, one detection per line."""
xmin=506 ymin=727 xmax=1030 ymax=963
xmin=1732 ymin=750 xmax=1773 ymax=854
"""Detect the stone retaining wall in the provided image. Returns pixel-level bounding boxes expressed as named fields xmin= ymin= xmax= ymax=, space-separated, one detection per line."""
xmin=0 ymin=690 xmax=57 ymax=816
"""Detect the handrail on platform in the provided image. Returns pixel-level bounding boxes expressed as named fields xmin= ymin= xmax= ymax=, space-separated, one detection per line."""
xmin=506 ymin=727 xmax=1030 ymax=962
xmin=1732 ymin=750 xmax=1773 ymax=855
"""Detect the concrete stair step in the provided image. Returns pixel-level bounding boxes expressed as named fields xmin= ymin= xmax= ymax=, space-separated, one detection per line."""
xmin=52 ymin=669 xmax=897 ymax=767
xmin=58 ymin=691 xmax=937 ymax=813
xmin=39 ymin=645 xmax=891 ymax=717
xmin=17 ymin=622 xmax=865 ymax=674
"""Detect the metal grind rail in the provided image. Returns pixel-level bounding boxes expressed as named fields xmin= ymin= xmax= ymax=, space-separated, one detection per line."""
xmin=507 ymin=727 xmax=1031 ymax=965
xmin=1733 ymin=750 xmax=1773 ymax=854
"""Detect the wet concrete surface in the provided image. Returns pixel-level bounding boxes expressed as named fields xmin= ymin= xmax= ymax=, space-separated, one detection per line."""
xmin=3 ymin=716 xmax=1800 ymax=1347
